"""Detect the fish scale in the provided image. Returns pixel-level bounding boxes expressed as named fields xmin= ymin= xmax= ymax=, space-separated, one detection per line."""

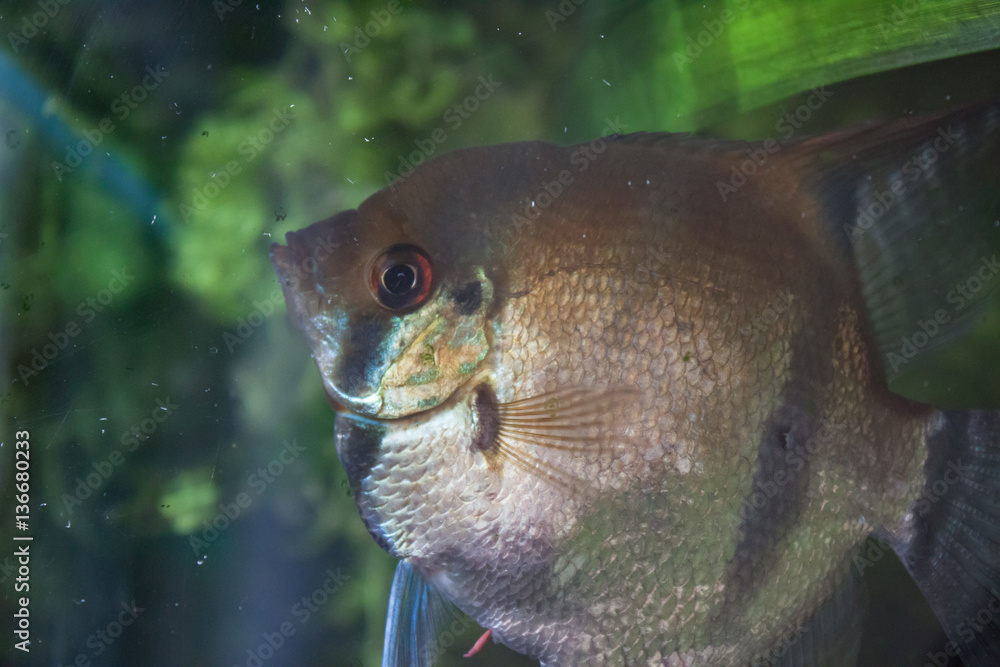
xmin=273 ymin=100 xmax=1000 ymax=665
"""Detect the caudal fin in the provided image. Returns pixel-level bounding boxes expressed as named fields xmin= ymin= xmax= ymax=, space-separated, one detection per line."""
xmin=888 ymin=411 xmax=1000 ymax=666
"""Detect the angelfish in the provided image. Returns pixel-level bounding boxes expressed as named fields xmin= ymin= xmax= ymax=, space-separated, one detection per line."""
xmin=271 ymin=98 xmax=1000 ymax=666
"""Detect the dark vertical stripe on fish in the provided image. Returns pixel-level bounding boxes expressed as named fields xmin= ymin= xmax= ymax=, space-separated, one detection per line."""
xmin=338 ymin=313 xmax=393 ymax=398
xmin=719 ymin=309 xmax=834 ymax=625
xmin=335 ymin=417 xmax=394 ymax=553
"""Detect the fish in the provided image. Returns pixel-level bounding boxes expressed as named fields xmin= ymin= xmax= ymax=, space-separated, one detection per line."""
xmin=271 ymin=98 xmax=1000 ymax=666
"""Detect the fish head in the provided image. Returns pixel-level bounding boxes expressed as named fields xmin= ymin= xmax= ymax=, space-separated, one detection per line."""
xmin=271 ymin=140 xmax=571 ymax=426
xmin=269 ymin=144 xmax=573 ymax=560
xmin=269 ymin=173 xmax=508 ymax=422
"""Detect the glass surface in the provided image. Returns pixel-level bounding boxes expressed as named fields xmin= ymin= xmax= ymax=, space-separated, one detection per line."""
xmin=1 ymin=2 xmax=998 ymax=665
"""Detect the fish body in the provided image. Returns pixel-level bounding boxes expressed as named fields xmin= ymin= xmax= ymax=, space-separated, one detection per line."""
xmin=272 ymin=101 xmax=1000 ymax=665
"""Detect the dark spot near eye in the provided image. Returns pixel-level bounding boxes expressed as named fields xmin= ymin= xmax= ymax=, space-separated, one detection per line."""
xmin=451 ymin=281 xmax=482 ymax=315
xmin=474 ymin=384 xmax=500 ymax=452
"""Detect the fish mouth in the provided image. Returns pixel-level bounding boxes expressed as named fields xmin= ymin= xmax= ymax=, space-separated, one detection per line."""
xmin=331 ymin=367 xmax=490 ymax=427
xmin=323 ymin=378 xmax=383 ymax=417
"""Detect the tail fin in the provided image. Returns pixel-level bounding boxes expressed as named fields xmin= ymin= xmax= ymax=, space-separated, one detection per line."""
xmin=800 ymin=99 xmax=1000 ymax=403
xmin=888 ymin=411 xmax=1000 ymax=666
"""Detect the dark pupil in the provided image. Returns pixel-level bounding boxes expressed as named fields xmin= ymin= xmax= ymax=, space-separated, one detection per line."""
xmin=382 ymin=264 xmax=416 ymax=295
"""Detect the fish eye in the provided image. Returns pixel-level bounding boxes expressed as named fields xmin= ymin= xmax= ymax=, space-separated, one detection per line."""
xmin=370 ymin=244 xmax=433 ymax=310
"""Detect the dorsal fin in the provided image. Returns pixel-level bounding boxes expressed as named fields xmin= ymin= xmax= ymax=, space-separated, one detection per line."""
xmin=797 ymin=99 xmax=1000 ymax=402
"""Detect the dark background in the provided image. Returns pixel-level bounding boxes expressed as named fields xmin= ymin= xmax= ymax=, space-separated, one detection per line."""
xmin=1 ymin=1 xmax=999 ymax=665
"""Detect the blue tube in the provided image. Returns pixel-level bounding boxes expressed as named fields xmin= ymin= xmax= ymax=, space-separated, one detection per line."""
xmin=0 ymin=49 xmax=169 ymax=236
